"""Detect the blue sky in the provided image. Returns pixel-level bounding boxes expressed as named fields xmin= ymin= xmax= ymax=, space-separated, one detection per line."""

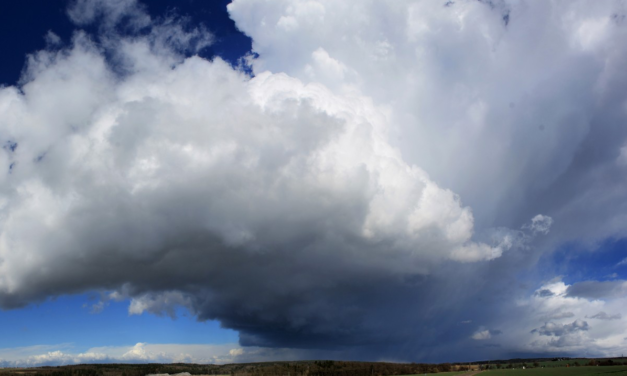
xmin=0 ymin=0 xmax=251 ymax=85
xmin=1 ymin=0 xmax=627 ymax=366
xmin=0 ymin=294 xmax=237 ymax=350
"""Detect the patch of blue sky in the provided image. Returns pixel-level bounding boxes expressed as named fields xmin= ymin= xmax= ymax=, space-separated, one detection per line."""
xmin=0 ymin=0 xmax=252 ymax=86
xmin=539 ymin=237 xmax=627 ymax=285
xmin=0 ymin=293 xmax=238 ymax=351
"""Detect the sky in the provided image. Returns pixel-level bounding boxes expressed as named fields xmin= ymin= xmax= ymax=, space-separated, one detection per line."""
xmin=0 ymin=0 xmax=627 ymax=367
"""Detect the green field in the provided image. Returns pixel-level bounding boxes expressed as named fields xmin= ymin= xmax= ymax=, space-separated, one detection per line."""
xmin=398 ymin=372 xmax=467 ymax=376
xmin=484 ymin=366 xmax=627 ymax=376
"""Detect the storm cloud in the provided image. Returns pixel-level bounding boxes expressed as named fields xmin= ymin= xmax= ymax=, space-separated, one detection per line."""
xmin=566 ymin=280 xmax=627 ymax=300
xmin=1 ymin=0 xmax=627 ymax=363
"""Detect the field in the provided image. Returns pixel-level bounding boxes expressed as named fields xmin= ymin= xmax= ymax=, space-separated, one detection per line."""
xmin=482 ymin=366 xmax=627 ymax=376
xmin=2 ymin=362 xmax=627 ymax=376
xmin=398 ymin=373 xmax=467 ymax=376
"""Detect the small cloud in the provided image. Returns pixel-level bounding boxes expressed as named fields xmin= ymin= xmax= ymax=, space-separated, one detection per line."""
xmin=229 ymin=348 xmax=244 ymax=356
xmin=472 ymin=330 xmax=491 ymax=340
xmin=461 ymin=320 xmax=472 ymax=324
xmin=471 ymin=329 xmax=501 ymax=340
xmin=45 ymin=31 xmax=62 ymax=46
xmin=566 ymin=280 xmax=627 ymax=299
xmin=550 ymin=311 xmax=575 ymax=320
xmin=127 ymin=291 xmax=193 ymax=319
xmin=587 ymin=312 xmax=621 ymax=320
xmin=617 ymin=258 xmax=627 ymax=267
xmin=90 ymin=301 xmax=106 ymax=314
xmin=535 ymin=289 xmax=555 ymax=297
xmin=109 ymin=291 xmax=124 ymax=301
xmin=531 ymin=320 xmax=589 ymax=336
xmin=523 ymin=214 xmax=553 ymax=235
xmin=82 ymin=300 xmax=107 ymax=314
xmin=618 ymin=145 xmax=627 ymax=166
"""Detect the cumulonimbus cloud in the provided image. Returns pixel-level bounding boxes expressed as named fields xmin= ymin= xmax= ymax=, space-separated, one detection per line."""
xmin=0 ymin=0 xmax=532 ymax=355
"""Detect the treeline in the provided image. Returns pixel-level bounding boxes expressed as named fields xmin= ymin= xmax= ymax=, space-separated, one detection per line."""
xmin=0 ymin=361 xmax=453 ymax=376
xmin=236 ymin=360 xmax=453 ymax=376
xmin=480 ymin=358 xmax=627 ymax=370
xmin=585 ymin=359 xmax=627 ymax=367
xmin=3 ymin=358 xmax=627 ymax=376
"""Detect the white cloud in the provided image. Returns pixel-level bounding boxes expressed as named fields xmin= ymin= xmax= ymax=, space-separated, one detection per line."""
xmin=0 ymin=343 xmax=352 ymax=367
xmin=524 ymin=214 xmax=554 ymax=235
xmin=0 ymin=345 xmax=110 ymax=367
xmin=0 ymin=4 xmax=524 ymax=315
xmin=229 ymin=348 xmax=244 ymax=356
xmin=471 ymin=328 xmax=501 ymax=340
xmin=0 ymin=343 xmax=252 ymax=367
xmin=471 ymin=330 xmax=491 ymax=340
xmin=228 ymin=0 xmax=627 ymax=244
xmin=0 ymin=0 xmax=546 ymax=358
xmin=489 ymin=280 xmax=627 ymax=356
xmin=128 ymin=291 xmax=193 ymax=318
xmin=618 ymin=145 xmax=627 ymax=166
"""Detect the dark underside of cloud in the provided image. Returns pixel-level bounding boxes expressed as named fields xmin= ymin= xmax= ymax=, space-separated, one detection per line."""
xmin=566 ymin=280 xmax=627 ymax=300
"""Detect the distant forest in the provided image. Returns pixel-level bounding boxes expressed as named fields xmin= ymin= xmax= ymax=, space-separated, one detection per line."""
xmin=2 ymin=357 xmax=627 ymax=376
xmin=0 ymin=360 xmax=453 ymax=376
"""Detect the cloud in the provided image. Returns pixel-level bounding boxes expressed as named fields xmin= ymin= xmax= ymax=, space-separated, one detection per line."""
xmin=549 ymin=312 xmax=575 ymax=320
xmin=44 ymin=31 xmax=62 ymax=47
xmin=523 ymin=215 xmax=554 ymax=235
xmin=0 ymin=0 xmax=534 ymax=360
xmin=532 ymin=320 xmax=589 ymax=337
xmin=85 ymin=300 xmax=106 ymax=314
xmin=535 ymin=289 xmax=555 ymax=297
xmin=0 ymin=343 xmax=254 ymax=367
xmin=566 ymin=280 xmax=627 ymax=299
xmin=128 ymin=291 xmax=193 ymax=318
xmin=618 ymin=145 xmax=627 ymax=166
xmin=229 ymin=0 xmax=627 ymax=246
xmin=484 ymin=280 xmax=627 ymax=355
xmin=471 ymin=330 xmax=491 ymax=340
xmin=67 ymin=0 xmax=151 ymax=29
xmin=226 ymin=0 xmax=627 ymax=356
xmin=0 ymin=344 xmax=111 ymax=367
xmin=471 ymin=329 xmax=501 ymax=340
xmin=0 ymin=343 xmax=358 ymax=367
xmin=588 ymin=312 xmax=622 ymax=320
